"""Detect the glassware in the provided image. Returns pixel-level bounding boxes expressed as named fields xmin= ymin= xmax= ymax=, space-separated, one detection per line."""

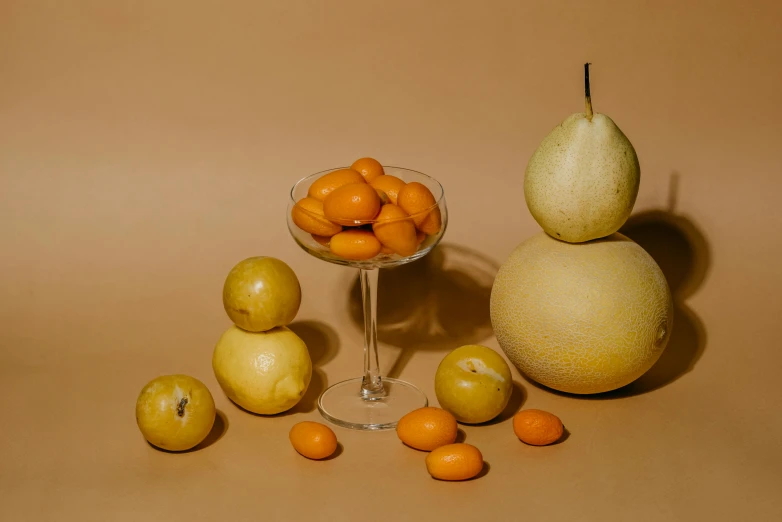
xmin=287 ymin=166 xmax=447 ymax=430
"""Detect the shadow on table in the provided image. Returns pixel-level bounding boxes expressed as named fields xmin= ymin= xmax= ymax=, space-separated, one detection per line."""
xmin=218 ymin=320 xmax=340 ymax=416
xmin=287 ymin=320 xmax=340 ymax=413
xmin=468 ymin=381 xmax=527 ymax=426
xmin=148 ymin=409 xmax=229 ymax=453
xmin=347 ymin=242 xmax=499 ymax=378
xmin=527 ymin=173 xmax=712 ymax=399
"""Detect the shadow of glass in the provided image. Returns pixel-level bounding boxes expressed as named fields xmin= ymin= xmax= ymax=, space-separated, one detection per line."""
xmin=147 ymin=409 xmax=229 ymax=453
xmin=347 ymin=243 xmax=499 ymax=378
xmin=524 ymin=202 xmax=711 ymax=400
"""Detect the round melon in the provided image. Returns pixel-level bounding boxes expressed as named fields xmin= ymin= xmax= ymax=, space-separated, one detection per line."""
xmin=489 ymin=232 xmax=673 ymax=394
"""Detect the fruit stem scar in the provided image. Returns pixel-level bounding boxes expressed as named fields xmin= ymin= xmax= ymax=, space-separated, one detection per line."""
xmin=466 ymin=360 xmax=477 ymax=373
xmin=656 ymin=325 xmax=668 ymax=345
xmin=584 ymin=62 xmax=593 ymax=121
xmin=177 ymin=397 xmax=188 ymax=417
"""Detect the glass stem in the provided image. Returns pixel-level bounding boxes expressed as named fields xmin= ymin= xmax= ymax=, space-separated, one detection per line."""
xmin=359 ymin=268 xmax=386 ymax=399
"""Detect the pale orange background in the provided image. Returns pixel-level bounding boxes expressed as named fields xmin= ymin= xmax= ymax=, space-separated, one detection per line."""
xmin=1 ymin=1 xmax=781 ymax=520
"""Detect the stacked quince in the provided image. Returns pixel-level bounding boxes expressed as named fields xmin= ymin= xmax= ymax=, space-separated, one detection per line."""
xmin=213 ymin=257 xmax=312 ymax=414
xmin=291 ymin=157 xmax=441 ymax=260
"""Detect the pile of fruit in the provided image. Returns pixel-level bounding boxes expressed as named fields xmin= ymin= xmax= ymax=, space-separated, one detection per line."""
xmin=398 ymin=344 xmax=565 ymax=481
xmin=134 ymin=63 xmax=672 ymax=482
xmin=397 ymin=406 xmax=564 ymax=481
xmin=290 ymin=157 xmax=442 ymax=261
xmin=135 ymin=256 xmax=566 ymax=476
xmin=135 ymin=256 xmax=314 ymax=451
xmin=214 ymin=257 xmax=311 ymax=415
xmin=490 ymin=64 xmax=674 ymax=395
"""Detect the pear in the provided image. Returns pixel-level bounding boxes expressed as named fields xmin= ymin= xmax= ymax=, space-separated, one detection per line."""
xmin=524 ymin=64 xmax=640 ymax=243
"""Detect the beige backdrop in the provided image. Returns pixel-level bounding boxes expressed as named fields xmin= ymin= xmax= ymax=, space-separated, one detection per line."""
xmin=2 ymin=1 xmax=781 ymax=520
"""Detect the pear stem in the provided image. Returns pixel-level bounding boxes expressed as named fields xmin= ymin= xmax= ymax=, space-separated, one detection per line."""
xmin=177 ymin=397 xmax=188 ymax=417
xmin=584 ymin=62 xmax=593 ymax=121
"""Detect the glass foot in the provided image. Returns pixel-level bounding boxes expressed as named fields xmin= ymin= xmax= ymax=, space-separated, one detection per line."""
xmin=318 ymin=377 xmax=428 ymax=431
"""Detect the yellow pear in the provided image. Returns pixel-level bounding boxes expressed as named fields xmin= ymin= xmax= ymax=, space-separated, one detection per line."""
xmin=524 ymin=64 xmax=640 ymax=243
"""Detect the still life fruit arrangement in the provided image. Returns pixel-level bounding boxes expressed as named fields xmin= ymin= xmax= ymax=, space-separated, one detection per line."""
xmin=135 ymin=64 xmax=672 ymax=481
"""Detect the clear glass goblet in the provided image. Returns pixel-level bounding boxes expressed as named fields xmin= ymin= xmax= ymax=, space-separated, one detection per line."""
xmin=287 ymin=166 xmax=447 ymax=430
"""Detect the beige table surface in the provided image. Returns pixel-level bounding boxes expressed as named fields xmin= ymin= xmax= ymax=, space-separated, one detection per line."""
xmin=2 ymin=1 xmax=781 ymax=520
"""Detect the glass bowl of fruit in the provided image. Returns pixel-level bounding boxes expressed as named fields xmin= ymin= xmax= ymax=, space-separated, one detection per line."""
xmin=287 ymin=158 xmax=447 ymax=430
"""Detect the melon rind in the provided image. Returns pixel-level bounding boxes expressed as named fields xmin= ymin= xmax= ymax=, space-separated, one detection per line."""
xmin=489 ymin=232 xmax=673 ymax=394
